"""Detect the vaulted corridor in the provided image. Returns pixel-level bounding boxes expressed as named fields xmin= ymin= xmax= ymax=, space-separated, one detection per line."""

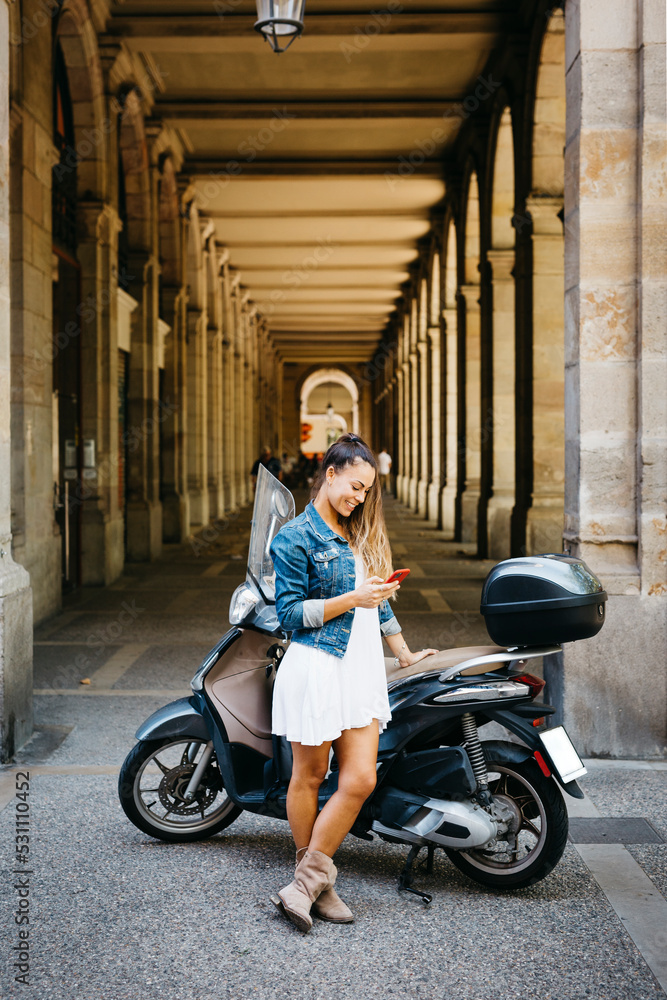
xmin=1 ymin=0 xmax=665 ymax=761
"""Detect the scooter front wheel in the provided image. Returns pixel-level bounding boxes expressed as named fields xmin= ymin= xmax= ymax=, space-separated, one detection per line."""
xmin=444 ymin=752 xmax=568 ymax=890
xmin=119 ymin=737 xmax=242 ymax=843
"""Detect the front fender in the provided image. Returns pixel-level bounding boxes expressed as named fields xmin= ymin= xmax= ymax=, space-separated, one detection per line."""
xmin=135 ymin=697 xmax=211 ymax=742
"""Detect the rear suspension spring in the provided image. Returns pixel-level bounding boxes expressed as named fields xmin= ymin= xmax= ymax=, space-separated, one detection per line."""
xmin=461 ymin=712 xmax=490 ymax=797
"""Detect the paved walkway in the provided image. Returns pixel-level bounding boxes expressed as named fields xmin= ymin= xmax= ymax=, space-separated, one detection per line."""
xmin=1 ymin=492 xmax=666 ymax=999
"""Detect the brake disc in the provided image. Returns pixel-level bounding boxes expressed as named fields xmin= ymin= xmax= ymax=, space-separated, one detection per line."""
xmin=158 ymin=763 xmax=219 ymax=816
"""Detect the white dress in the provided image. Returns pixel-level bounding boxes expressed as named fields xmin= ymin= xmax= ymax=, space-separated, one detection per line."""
xmin=271 ymin=553 xmax=392 ymax=746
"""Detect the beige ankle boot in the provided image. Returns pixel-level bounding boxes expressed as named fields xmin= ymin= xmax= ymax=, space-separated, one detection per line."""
xmin=292 ymin=849 xmax=354 ymax=924
xmin=271 ymin=850 xmax=337 ymax=933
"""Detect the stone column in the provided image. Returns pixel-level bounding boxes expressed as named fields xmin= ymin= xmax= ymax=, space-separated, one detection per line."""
xmin=77 ymin=203 xmax=124 ymax=585
xmin=408 ymin=350 xmax=419 ymax=509
xmin=416 ymin=339 xmax=430 ymax=516
xmin=525 ymin=196 xmax=565 ymax=555
xmin=125 ymin=246 xmax=163 ymax=562
xmin=486 ymin=249 xmax=516 ymax=559
xmin=231 ymin=284 xmax=245 ymax=506
xmin=0 ymin=0 xmax=33 ymax=760
xmin=556 ymin=0 xmax=667 ymax=757
xmin=207 ymin=318 xmax=223 ymax=520
xmin=459 ymin=283 xmax=482 ymax=543
xmin=160 ymin=284 xmax=189 ymax=540
xmin=394 ymin=366 xmax=405 ymax=500
xmin=400 ymin=359 xmax=411 ymax=503
xmin=440 ymin=306 xmax=458 ymax=537
xmin=186 ymin=306 xmax=209 ymax=527
xmin=426 ymin=326 xmax=442 ymax=521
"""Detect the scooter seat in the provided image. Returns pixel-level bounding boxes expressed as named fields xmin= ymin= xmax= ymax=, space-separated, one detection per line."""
xmin=385 ymin=644 xmax=507 ymax=683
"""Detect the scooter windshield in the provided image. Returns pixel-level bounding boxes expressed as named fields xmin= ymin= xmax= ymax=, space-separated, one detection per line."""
xmin=247 ymin=464 xmax=295 ymax=602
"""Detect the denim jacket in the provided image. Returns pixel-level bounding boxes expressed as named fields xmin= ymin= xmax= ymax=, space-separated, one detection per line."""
xmin=269 ymin=500 xmax=402 ymax=659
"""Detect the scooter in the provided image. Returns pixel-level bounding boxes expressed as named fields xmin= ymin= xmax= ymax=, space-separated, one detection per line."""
xmin=119 ymin=467 xmax=607 ymax=898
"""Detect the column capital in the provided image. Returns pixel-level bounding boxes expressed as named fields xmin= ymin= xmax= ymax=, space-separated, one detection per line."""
xmin=486 ymin=248 xmax=515 ymax=281
xmin=525 ymin=195 xmax=563 ymax=235
xmin=459 ymin=283 xmax=480 ymax=308
xmin=427 ymin=325 xmax=441 ymax=347
xmin=78 ymin=201 xmax=122 ymax=246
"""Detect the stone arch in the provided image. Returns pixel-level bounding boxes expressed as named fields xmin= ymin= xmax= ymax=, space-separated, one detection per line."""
xmin=185 ymin=201 xmax=206 ymax=311
xmin=532 ymin=8 xmax=565 ymax=198
xmin=487 ymin=105 xmax=517 ymax=558
xmin=117 ymin=89 xmax=151 ymax=252
xmin=158 ymin=157 xmax=182 ymax=289
xmin=300 ymin=368 xmax=359 ymax=453
xmin=491 ymin=107 xmax=515 ymax=250
xmin=54 ymin=0 xmax=107 ymax=200
xmin=429 ymin=249 xmax=441 ymax=327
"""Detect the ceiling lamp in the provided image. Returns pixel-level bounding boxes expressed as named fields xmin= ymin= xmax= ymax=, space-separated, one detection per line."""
xmin=254 ymin=0 xmax=306 ymax=53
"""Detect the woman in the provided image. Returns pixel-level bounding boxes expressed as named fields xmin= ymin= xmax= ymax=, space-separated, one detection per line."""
xmin=268 ymin=433 xmax=438 ymax=932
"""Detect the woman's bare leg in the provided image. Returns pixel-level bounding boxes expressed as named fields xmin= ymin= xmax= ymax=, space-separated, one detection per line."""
xmin=307 ymin=721 xmax=379 ymax=858
xmin=287 ymin=741 xmax=332 ymax=850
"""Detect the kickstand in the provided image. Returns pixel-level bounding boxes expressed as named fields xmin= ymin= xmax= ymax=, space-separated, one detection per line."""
xmin=398 ymin=846 xmax=432 ymax=905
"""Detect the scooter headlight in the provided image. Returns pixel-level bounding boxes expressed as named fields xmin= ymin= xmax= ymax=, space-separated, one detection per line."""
xmin=229 ymin=582 xmax=259 ymax=625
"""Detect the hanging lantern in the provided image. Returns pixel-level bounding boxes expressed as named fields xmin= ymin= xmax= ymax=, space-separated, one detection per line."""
xmin=326 ymin=402 xmax=335 ymax=422
xmin=254 ymin=0 xmax=306 ymax=53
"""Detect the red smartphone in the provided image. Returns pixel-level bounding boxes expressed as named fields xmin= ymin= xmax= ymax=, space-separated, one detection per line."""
xmin=385 ymin=568 xmax=410 ymax=585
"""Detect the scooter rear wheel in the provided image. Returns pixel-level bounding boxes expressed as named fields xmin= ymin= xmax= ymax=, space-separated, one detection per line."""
xmin=444 ymin=752 xmax=568 ymax=890
xmin=119 ymin=737 xmax=242 ymax=843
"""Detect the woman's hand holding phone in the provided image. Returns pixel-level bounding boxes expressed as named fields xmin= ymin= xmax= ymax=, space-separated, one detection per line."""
xmin=354 ymin=575 xmax=400 ymax=609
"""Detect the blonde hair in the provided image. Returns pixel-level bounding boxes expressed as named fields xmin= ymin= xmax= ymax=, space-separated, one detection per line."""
xmin=310 ymin=433 xmax=394 ymax=585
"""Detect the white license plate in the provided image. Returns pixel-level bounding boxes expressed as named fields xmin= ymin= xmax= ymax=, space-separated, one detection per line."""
xmin=538 ymin=726 xmax=587 ymax=783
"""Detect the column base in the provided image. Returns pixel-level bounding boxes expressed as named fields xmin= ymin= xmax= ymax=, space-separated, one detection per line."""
xmin=440 ymin=485 xmax=457 ymax=538
xmin=486 ymin=492 xmax=514 ymax=561
xmin=162 ymin=490 xmax=189 ymax=543
xmin=208 ymin=486 xmax=225 ymax=522
xmin=525 ymin=497 xmax=564 ymax=555
xmin=126 ymin=500 xmax=163 ymax=562
xmin=81 ymin=508 xmax=125 ymax=585
xmin=0 ymin=555 xmax=33 ymax=762
xmin=408 ymin=476 xmax=419 ymax=510
xmin=460 ymin=488 xmax=481 ymax=544
xmin=427 ymin=482 xmax=440 ymax=523
xmin=188 ymin=488 xmax=210 ymax=529
xmin=396 ymin=475 xmax=406 ymax=503
xmin=417 ymin=478 xmax=430 ymax=518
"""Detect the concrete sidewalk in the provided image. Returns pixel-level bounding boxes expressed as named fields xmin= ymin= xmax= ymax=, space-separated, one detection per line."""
xmin=1 ymin=492 xmax=665 ymax=999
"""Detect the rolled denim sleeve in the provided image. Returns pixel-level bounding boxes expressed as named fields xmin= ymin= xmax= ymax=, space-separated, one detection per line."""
xmin=379 ymin=597 xmax=402 ymax=637
xmin=270 ymin=528 xmax=323 ymax=632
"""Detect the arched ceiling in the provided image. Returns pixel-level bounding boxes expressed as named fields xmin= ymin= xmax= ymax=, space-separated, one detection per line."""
xmin=109 ymin=0 xmax=518 ymax=363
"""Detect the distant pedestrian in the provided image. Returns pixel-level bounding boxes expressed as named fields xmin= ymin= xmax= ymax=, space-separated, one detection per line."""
xmin=251 ymin=447 xmax=282 ymax=490
xmin=377 ymin=448 xmax=392 ymax=492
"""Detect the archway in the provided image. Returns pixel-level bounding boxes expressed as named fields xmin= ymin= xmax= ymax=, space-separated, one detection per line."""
xmin=299 ymin=368 xmax=359 ymax=457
